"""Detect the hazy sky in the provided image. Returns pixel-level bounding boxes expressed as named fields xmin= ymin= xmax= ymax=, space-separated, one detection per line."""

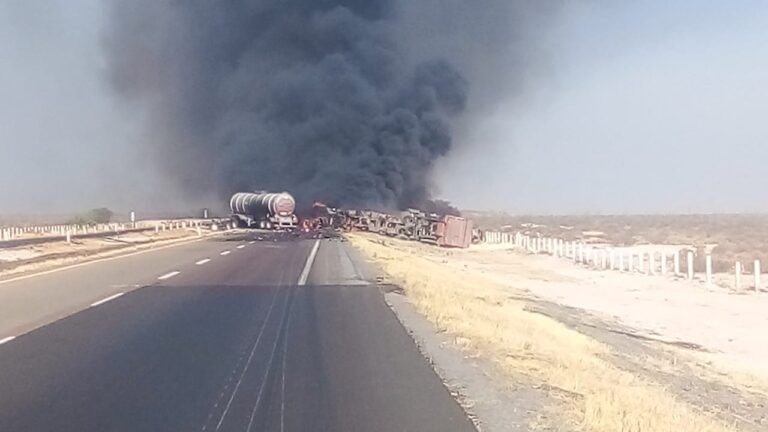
xmin=0 ymin=1 xmax=168 ymax=214
xmin=437 ymin=1 xmax=768 ymax=214
xmin=2 ymin=1 xmax=767 ymax=214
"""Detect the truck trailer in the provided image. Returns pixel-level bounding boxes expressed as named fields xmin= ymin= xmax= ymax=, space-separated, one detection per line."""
xmin=229 ymin=191 xmax=298 ymax=229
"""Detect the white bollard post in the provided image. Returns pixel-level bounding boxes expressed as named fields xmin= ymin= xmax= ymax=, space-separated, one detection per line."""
xmin=197 ymin=227 xmax=202 ymax=237
xmin=601 ymin=250 xmax=608 ymax=269
xmin=705 ymin=254 xmax=713 ymax=285
xmin=155 ymin=223 xmax=159 ymax=234
xmin=66 ymin=230 xmax=71 ymax=244
xmin=674 ymin=251 xmax=680 ymax=276
xmin=755 ymin=260 xmax=762 ymax=292
xmin=609 ymin=249 xmax=616 ymax=270
xmin=735 ymin=261 xmax=742 ymax=291
xmin=627 ymin=252 xmax=634 ymax=272
xmin=661 ymin=251 xmax=667 ymax=276
xmin=687 ymin=251 xmax=695 ymax=280
xmin=638 ymin=252 xmax=645 ymax=274
xmin=572 ymin=243 xmax=577 ymax=263
xmin=649 ymin=252 xmax=656 ymax=275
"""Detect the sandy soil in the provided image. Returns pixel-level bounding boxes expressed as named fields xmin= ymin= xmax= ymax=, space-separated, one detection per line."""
xmin=458 ymin=244 xmax=768 ymax=383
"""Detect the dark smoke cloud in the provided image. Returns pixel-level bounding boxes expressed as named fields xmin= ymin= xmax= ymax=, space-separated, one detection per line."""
xmin=104 ymin=1 xmax=470 ymax=210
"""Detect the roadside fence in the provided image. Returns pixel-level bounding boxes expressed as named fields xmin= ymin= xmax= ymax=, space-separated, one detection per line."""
xmin=483 ymin=231 xmax=763 ymax=292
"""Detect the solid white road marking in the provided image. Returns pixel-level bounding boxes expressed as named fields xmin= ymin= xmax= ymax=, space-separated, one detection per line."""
xmin=297 ymin=240 xmax=321 ymax=286
xmin=158 ymin=271 xmax=180 ymax=281
xmin=0 ymin=336 xmax=16 ymax=345
xmin=196 ymin=258 xmax=211 ymax=265
xmin=220 ymin=251 xmax=231 ymax=256
xmin=237 ymin=245 xmax=245 ymax=249
xmin=90 ymin=292 xmax=125 ymax=307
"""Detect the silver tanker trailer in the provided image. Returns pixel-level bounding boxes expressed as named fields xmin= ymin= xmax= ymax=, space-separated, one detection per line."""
xmin=229 ymin=191 xmax=298 ymax=229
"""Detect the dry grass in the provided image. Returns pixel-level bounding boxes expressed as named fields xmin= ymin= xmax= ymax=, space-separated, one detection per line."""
xmin=349 ymin=233 xmax=735 ymax=432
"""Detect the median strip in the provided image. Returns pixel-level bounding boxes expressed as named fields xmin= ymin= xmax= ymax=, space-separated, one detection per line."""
xmin=90 ymin=292 xmax=125 ymax=307
xmin=157 ymin=271 xmax=180 ymax=281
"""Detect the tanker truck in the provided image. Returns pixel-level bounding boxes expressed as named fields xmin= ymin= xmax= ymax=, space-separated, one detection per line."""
xmin=229 ymin=191 xmax=298 ymax=229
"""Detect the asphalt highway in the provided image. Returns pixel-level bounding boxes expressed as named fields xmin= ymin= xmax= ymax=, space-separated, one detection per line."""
xmin=0 ymin=232 xmax=476 ymax=431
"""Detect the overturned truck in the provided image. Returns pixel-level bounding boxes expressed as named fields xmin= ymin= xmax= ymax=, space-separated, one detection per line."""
xmin=343 ymin=208 xmax=476 ymax=248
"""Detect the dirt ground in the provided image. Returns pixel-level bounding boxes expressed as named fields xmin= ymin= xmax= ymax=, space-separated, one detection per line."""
xmin=468 ymin=213 xmax=768 ymax=274
xmin=350 ymin=233 xmax=768 ymax=432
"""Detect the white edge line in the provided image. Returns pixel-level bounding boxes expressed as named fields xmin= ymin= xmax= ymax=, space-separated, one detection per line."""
xmin=0 ymin=234 xmax=215 ymax=286
xmin=196 ymin=258 xmax=211 ymax=265
xmin=90 ymin=292 xmax=125 ymax=307
xmin=297 ymin=240 xmax=321 ymax=286
xmin=220 ymin=251 xmax=231 ymax=256
xmin=158 ymin=271 xmax=180 ymax=281
xmin=0 ymin=336 xmax=16 ymax=345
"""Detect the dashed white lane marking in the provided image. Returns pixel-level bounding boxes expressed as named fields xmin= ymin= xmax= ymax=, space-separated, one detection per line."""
xmin=0 ymin=336 xmax=16 ymax=345
xmin=0 ymin=235 xmax=210 ymax=286
xmin=90 ymin=292 xmax=125 ymax=307
xmin=237 ymin=245 xmax=245 ymax=249
xmin=248 ymin=241 xmax=255 ymax=245
xmin=297 ymin=240 xmax=321 ymax=286
xmin=220 ymin=251 xmax=231 ymax=256
xmin=158 ymin=271 xmax=181 ymax=281
xmin=196 ymin=258 xmax=211 ymax=265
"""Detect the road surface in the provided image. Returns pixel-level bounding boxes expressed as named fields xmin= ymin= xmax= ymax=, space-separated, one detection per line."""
xmin=0 ymin=232 xmax=476 ymax=431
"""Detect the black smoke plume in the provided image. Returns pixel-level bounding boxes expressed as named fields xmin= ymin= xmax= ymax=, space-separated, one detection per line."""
xmin=104 ymin=1 xmax=468 ymax=210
